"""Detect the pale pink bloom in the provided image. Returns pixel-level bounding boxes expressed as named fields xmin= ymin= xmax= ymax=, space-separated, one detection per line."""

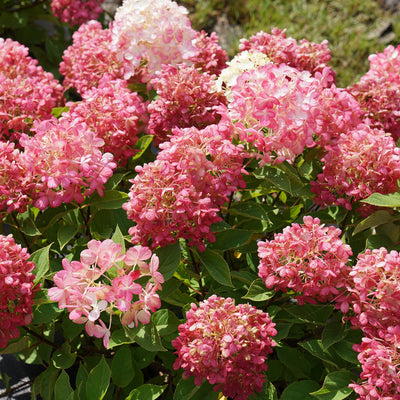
xmin=172 ymin=295 xmax=277 ymax=400
xmin=111 ymin=0 xmax=198 ymax=82
xmin=0 ymin=235 xmax=39 ymax=348
xmin=81 ymin=239 xmax=124 ymax=272
xmin=258 ymin=216 xmax=352 ymax=305
xmin=311 ymin=124 xmax=400 ymax=215
xmin=239 ymin=27 xmax=335 ymax=80
xmin=50 ymin=0 xmax=104 ymax=26
xmin=59 ymin=21 xmax=125 ymax=95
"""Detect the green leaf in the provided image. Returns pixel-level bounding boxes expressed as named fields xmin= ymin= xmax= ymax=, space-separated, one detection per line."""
xmin=280 ymin=380 xmax=320 ymax=400
xmin=0 ymin=336 xmax=34 ymax=354
xmin=353 ymin=210 xmax=395 ymax=235
xmin=57 ymin=225 xmax=78 ymax=250
xmin=242 ymin=278 xmax=276 ymax=301
xmin=228 ymin=201 xmax=268 ymax=220
xmin=152 ymin=309 xmax=180 ymax=336
xmin=34 ymin=364 xmax=59 ymax=400
xmin=276 ymin=346 xmax=312 ymax=379
xmin=111 ymin=347 xmax=134 ymax=388
xmin=285 ymin=304 xmax=335 ymax=325
xmin=156 ymin=242 xmax=181 ymax=281
xmin=125 ymin=384 xmax=166 ymax=400
xmin=198 ymin=248 xmax=233 ymax=287
xmin=310 ymin=371 xmax=354 ymax=400
xmin=85 ymin=190 xmax=128 ymax=209
xmin=173 ymin=377 xmax=218 ymax=400
xmin=51 ymin=106 xmax=69 ymax=118
xmin=52 ymin=342 xmax=76 ymax=369
xmin=208 ymin=229 xmax=253 ymax=251
xmin=111 ymin=225 xmax=126 ymax=250
xmin=16 ymin=213 xmax=41 ymax=236
xmin=321 ymin=321 xmax=348 ymax=350
xmin=362 ymin=192 xmax=400 ymax=207
xmin=108 ymin=329 xmax=135 ymax=349
xmin=131 ymin=135 xmax=153 ymax=161
xmin=249 ymin=380 xmax=278 ymax=400
xmin=300 ymin=340 xmax=344 ymax=368
xmin=131 ymin=321 xmax=166 ymax=352
xmin=32 ymin=302 xmax=63 ymax=324
xmin=86 ymin=356 xmax=111 ymax=400
xmin=30 ymin=243 xmax=52 ymax=282
xmin=54 ymin=370 xmax=73 ymax=400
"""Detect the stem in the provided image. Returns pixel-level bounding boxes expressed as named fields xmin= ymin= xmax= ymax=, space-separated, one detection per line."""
xmin=188 ymin=247 xmax=205 ymax=298
xmin=10 ymin=212 xmax=32 ymax=253
xmin=224 ymin=192 xmax=234 ymax=223
xmin=79 ymin=206 xmax=92 ymax=239
xmin=22 ymin=326 xmax=61 ymax=350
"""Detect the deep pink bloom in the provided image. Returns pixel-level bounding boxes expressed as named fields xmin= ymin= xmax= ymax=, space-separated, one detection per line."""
xmin=0 ymin=38 xmax=64 ymax=141
xmin=228 ymin=62 xmax=325 ymax=164
xmin=110 ymin=0 xmax=198 ymax=82
xmin=59 ymin=21 xmax=125 ymax=95
xmin=49 ymin=240 xmax=163 ymax=348
xmin=65 ymin=76 xmax=149 ymax=166
xmin=0 ymin=235 xmax=39 ymax=348
xmin=50 ymin=0 xmax=104 ymax=26
xmin=239 ymin=28 xmax=335 ymax=80
xmin=172 ymin=295 xmax=277 ymax=400
xmin=148 ymin=64 xmax=227 ymax=145
xmin=311 ymin=124 xmax=400 ymax=215
xmin=258 ymin=216 xmax=352 ymax=305
xmin=123 ymin=123 xmax=246 ymax=250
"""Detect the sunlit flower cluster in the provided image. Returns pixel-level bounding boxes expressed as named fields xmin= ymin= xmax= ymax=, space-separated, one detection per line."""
xmin=0 ymin=235 xmax=38 ymax=348
xmin=20 ymin=117 xmax=116 ymax=210
xmin=111 ymin=0 xmax=198 ymax=82
xmin=310 ymin=124 xmax=400 ymax=214
xmin=172 ymin=295 xmax=277 ymax=400
xmin=48 ymin=239 xmax=163 ymax=348
xmin=59 ymin=21 xmax=125 ymax=95
xmin=228 ymin=62 xmax=324 ymax=164
xmin=239 ymin=28 xmax=335 ymax=79
xmin=0 ymin=38 xmax=64 ymax=141
xmin=148 ymin=64 xmax=227 ymax=145
xmin=65 ymin=76 xmax=149 ymax=166
xmin=50 ymin=0 xmax=104 ymax=26
xmin=123 ymin=123 xmax=246 ymax=250
xmin=258 ymin=216 xmax=352 ymax=305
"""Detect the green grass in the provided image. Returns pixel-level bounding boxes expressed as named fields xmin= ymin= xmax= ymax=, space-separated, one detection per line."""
xmin=178 ymin=0 xmax=400 ymax=87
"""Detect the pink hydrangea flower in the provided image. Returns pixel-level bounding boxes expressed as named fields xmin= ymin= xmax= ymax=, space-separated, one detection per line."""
xmin=48 ymin=239 xmax=163 ymax=348
xmin=0 ymin=235 xmax=39 ymax=348
xmin=258 ymin=216 xmax=352 ymax=305
xmin=59 ymin=21 xmax=125 ymax=95
xmin=337 ymin=248 xmax=400 ymax=338
xmin=148 ymin=64 xmax=227 ymax=145
xmin=0 ymin=38 xmax=64 ymax=141
xmin=239 ymin=28 xmax=335 ymax=80
xmin=190 ymin=30 xmax=228 ymax=76
xmin=228 ymin=62 xmax=325 ymax=164
xmin=172 ymin=295 xmax=277 ymax=400
xmin=19 ymin=117 xmax=116 ymax=210
xmin=50 ymin=0 xmax=104 ymax=26
xmin=65 ymin=76 xmax=149 ymax=166
xmin=111 ymin=0 xmax=198 ymax=82
xmin=350 ymin=330 xmax=400 ymax=400
xmin=310 ymin=124 xmax=400 ymax=215
xmin=123 ymin=123 xmax=246 ymax=250
xmin=348 ymin=44 xmax=400 ymax=141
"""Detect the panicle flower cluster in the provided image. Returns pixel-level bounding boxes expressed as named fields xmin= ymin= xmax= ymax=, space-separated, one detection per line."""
xmin=20 ymin=117 xmax=116 ymax=210
xmin=49 ymin=239 xmax=163 ymax=348
xmin=111 ymin=0 xmax=198 ymax=82
xmin=0 ymin=38 xmax=64 ymax=141
xmin=65 ymin=76 xmax=149 ymax=166
xmin=215 ymin=50 xmax=271 ymax=102
xmin=257 ymin=216 xmax=352 ymax=305
xmin=0 ymin=142 xmax=37 ymax=213
xmin=50 ymin=0 xmax=104 ymax=26
xmin=148 ymin=64 xmax=227 ymax=145
xmin=172 ymin=295 xmax=277 ymax=400
xmin=0 ymin=235 xmax=39 ymax=348
xmin=350 ymin=332 xmax=400 ymax=400
xmin=337 ymin=248 xmax=400 ymax=337
xmin=59 ymin=21 xmax=125 ymax=95
xmin=239 ymin=28 xmax=335 ymax=79
xmin=348 ymin=45 xmax=400 ymax=141
xmin=190 ymin=30 xmax=228 ymax=76
xmin=123 ymin=123 xmax=246 ymax=250
xmin=310 ymin=124 xmax=400 ymax=215
xmin=228 ymin=62 xmax=325 ymax=164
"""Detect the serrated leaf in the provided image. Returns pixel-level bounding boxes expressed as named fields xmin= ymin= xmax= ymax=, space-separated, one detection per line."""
xmin=57 ymin=225 xmax=78 ymax=250
xmin=198 ymin=248 xmax=233 ymax=287
xmin=54 ymin=370 xmax=73 ymax=400
xmin=86 ymin=356 xmax=111 ymax=400
xmin=85 ymin=190 xmax=128 ymax=209
xmin=208 ymin=229 xmax=253 ymax=251
xmin=126 ymin=384 xmax=166 ymax=400
xmin=131 ymin=321 xmax=166 ymax=352
xmin=353 ymin=210 xmax=396 ymax=235
xmin=300 ymin=340 xmax=344 ymax=368
xmin=156 ymin=241 xmax=181 ymax=281
xmin=242 ymin=278 xmax=276 ymax=301
xmin=362 ymin=192 xmax=400 ymax=207
xmin=285 ymin=304 xmax=334 ymax=325
xmin=310 ymin=371 xmax=354 ymax=400
xmin=30 ymin=243 xmax=52 ymax=282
